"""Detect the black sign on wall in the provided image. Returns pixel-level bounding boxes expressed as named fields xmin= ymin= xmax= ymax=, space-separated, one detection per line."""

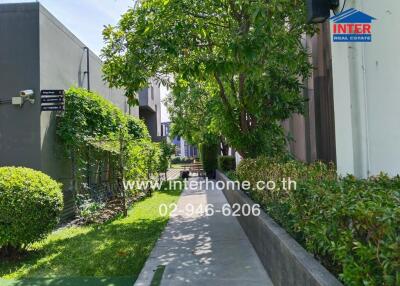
xmin=41 ymin=90 xmax=65 ymax=96
xmin=41 ymin=96 xmax=64 ymax=104
xmin=41 ymin=90 xmax=65 ymax=112
xmin=41 ymin=105 xmax=65 ymax=111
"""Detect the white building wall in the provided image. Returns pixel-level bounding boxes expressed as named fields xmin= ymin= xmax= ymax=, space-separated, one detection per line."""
xmin=331 ymin=0 xmax=400 ymax=177
xmin=180 ymin=138 xmax=186 ymax=158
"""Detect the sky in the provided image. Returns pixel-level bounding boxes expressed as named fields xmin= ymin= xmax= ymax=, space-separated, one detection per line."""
xmin=0 ymin=0 xmax=170 ymax=122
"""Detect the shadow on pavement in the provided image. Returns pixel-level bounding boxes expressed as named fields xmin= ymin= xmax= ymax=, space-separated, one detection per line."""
xmin=0 ymin=277 xmax=134 ymax=286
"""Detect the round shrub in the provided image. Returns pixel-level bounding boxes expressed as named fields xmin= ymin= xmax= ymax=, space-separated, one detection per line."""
xmin=0 ymin=167 xmax=63 ymax=250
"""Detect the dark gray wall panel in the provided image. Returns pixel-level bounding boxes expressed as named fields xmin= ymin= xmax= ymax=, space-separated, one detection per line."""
xmin=0 ymin=3 xmax=41 ymax=169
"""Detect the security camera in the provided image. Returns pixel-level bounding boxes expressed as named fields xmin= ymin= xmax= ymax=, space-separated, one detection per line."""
xmin=20 ymin=90 xmax=34 ymax=98
xmin=9 ymin=89 xmax=35 ymax=107
xmin=19 ymin=89 xmax=35 ymax=105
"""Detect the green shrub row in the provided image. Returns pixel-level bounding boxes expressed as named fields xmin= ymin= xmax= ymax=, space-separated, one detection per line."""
xmin=236 ymin=157 xmax=400 ymax=286
xmin=171 ymin=157 xmax=194 ymax=164
xmin=0 ymin=167 xmax=63 ymax=252
xmin=218 ymin=156 xmax=236 ymax=172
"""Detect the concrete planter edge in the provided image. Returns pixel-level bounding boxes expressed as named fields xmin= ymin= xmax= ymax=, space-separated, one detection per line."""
xmin=216 ymin=170 xmax=343 ymax=286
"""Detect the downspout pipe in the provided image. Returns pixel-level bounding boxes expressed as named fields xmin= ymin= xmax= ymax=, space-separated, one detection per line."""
xmin=84 ymin=47 xmax=90 ymax=91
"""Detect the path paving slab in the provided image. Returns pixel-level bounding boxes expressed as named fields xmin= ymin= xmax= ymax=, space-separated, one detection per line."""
xmin=135 ymin=178 xmax=273 ymax=286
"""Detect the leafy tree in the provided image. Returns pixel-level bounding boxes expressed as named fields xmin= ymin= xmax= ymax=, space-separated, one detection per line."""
xmin=158 ymin=140 xmax=176 ymax=175
xmin=165 ymin=78 xmax=218 ymax=144
xmin=166 ymin=77 xmax=232 ymax=154
xmin=102 ymin=0 xmax=314 ymax=158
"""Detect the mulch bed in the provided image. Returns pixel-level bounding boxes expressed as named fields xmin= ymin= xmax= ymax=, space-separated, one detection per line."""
xmin=61 ymin=190 xmax=151 ymax=227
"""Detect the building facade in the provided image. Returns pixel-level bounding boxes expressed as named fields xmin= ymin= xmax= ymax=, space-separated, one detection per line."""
xmin=161 ymin=122 xmax=198 ymax=158
xmin=0 ymin=3 xmax=161 ymax=217
xmin=139 ymin=84 xmax=162 ymax=141
xmin=288 ymin=0 xmax=399 ymax=178
xmin=330 ymin=0 xmax=399 ymax=177
xmin=284 ymin=22 xmax=336 ymax=165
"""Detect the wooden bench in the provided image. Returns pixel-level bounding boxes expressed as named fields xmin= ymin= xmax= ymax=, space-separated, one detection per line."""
xmin=181 ymin=163 xmax=206 ymax=178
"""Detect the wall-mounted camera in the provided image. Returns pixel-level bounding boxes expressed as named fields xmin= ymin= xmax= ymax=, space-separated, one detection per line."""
xmin=307 ymin=0 xmax=339 ymax=23
xmin=11 ymin=89 xmax=35 ymax=107
xmin=20 ymin=90 xmax=34 ymax=98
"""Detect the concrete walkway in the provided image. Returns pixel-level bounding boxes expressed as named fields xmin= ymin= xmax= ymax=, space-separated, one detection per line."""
xmin=166 ymin=168 xmax=181 ymax=180
xmin=135 ymin=178 xmax=273 ymax=286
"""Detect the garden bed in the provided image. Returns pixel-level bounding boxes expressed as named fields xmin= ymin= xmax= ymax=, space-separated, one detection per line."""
xmin=0 ymin=183 xmax=183 ymax=286
xmin=227 ymin=157 xmax=400 ymax=286
xmin=66 ymin=191 xmax=151 ymax=227
xmin=216 ymin=170 xmax=342 ymax=286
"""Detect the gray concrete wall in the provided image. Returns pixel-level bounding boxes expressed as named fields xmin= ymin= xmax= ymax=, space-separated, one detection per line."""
xmin=139 ymin=83 xmax=161 ymax=140
xmin=38 ymin=4 xmax=136 ymax=114
xmin=36 ymin=3 xmax=141 ymax=218
xmin=37 ymin=3 xmax=138 ymax=187
xmin=153 ymin=84 xmax=161 ymax=138
xmin=0 ymin=2 xmax=138 ymax=172
xmin=0 ymin=2 xmax=141 ymax=219
xmin=0 ymin=3 xmax=41 ymax=169
xmin=139 ymin=88 xmax=155 ymax=112
xmin=216 ymin=170 xmax=343 ymax=286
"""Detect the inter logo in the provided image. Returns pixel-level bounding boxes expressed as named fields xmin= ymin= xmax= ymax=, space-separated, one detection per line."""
xmin=330 ymin=9 xmax=376 ymax=42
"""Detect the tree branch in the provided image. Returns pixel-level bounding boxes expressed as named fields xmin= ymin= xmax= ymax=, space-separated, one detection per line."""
xmin=214 ymin=73 xmax=231 ymax=111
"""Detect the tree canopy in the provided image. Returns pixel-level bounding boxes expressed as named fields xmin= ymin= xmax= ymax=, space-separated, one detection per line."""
xmin=102 ymin=0 xmax=314 ymax=158
xmin=165 ymin=77 xmax=220 ymax=145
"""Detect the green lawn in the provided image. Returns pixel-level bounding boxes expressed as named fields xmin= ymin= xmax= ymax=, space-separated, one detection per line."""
xmin=0 ymin=183 xmax=183 ymax=286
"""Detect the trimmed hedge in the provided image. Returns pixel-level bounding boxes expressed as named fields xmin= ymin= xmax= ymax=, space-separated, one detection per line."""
xmin=0 ymin=167 xmax=63 ymax=250
xmin=199 ymin=143 xmax=219 ymax=177
xmin=236 ymin=157 xmax=400 ymax=286
xmin=171 ymin=157 xmax=193 ymax=164
xmin=218 ymin=156 xmax=236 ymax=172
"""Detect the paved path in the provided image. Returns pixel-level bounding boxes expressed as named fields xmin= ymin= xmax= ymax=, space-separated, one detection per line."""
xmin=135 ymin=178 xmax=273 ymax=286
xmin=166 ymin=168 xmax=181 ymax=180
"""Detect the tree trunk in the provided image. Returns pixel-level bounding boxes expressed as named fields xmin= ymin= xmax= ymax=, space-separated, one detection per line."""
xmin=220 ymin=138 xmax=229 ymax=156
xmin=119 ymin=132 xmax=127 ymax=217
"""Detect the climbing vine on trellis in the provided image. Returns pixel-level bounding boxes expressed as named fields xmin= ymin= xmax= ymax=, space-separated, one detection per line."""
xmin=56 ymin=87 xmax=165 ymax=217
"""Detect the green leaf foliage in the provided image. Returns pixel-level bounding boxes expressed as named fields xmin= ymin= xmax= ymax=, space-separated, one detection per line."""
xmin=218 ymin=156 xmax=236 ymax=172
xmin=236 ymin=158 xmax=400 ymax=286
xmin=158 ymin=140 xmax=176 ymax=173
xmin=57 ymin=87 xmax=150 ymax=149
xmin=0 ymin=182 xmax=183 ymax=280
xmin=56 ymin=87 xmax=165 ymax=209
xmin=102 ymin=0 xmax=316 ymax=158
xmin=199 ymin=143 xmax=219 ymax=174
xmin=0 ymin=167 xmax=63 ymax=250
xmin=165 ymin=78 xmax=221 ymax=146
